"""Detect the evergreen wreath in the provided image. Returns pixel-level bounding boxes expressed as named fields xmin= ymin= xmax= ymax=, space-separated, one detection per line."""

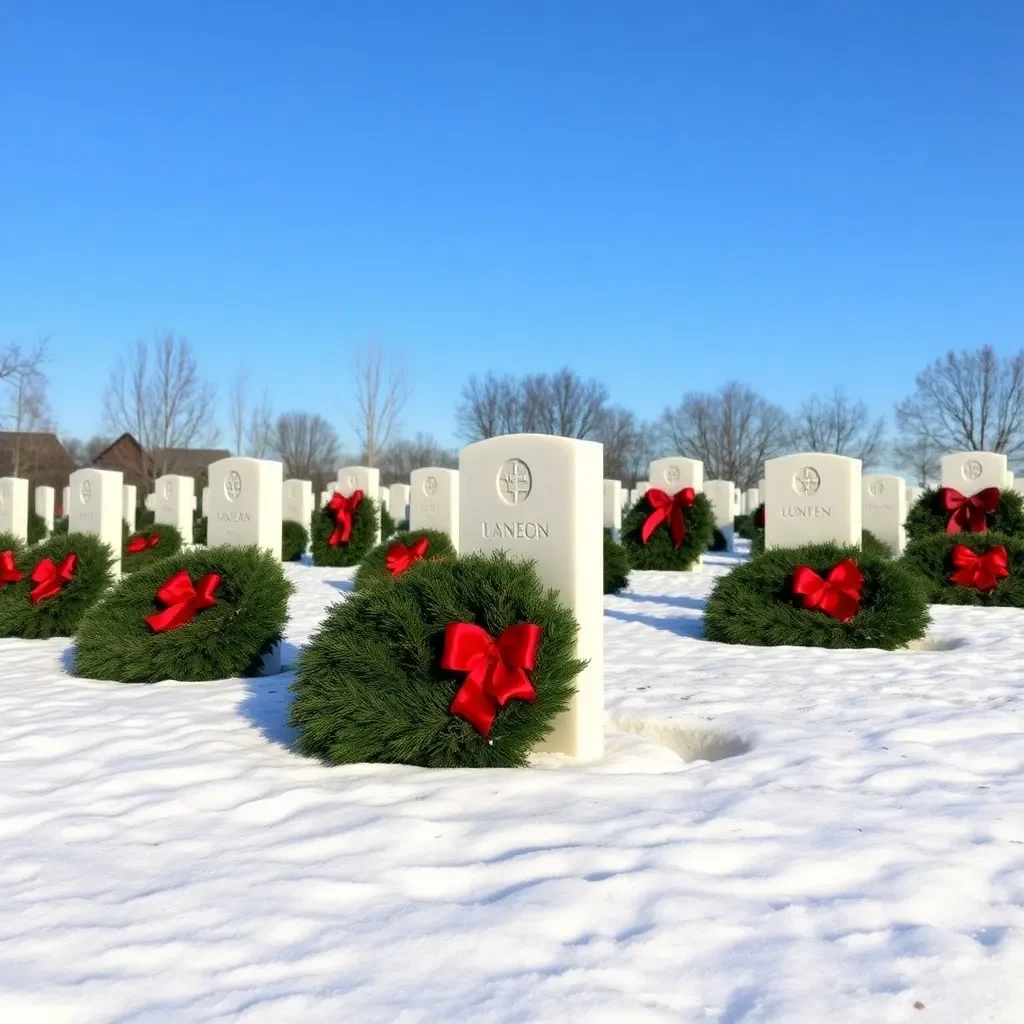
xmin=0 ymin=532 xmax=116 ymax=639
xmin=620 ymin=490 xmax=715 ymax=571
xmin=734 ymin=513 xmax=755 ymax=540
xmin=604 ymin=532 xmax=630 ymax=594
xmin=353 ymin=528 xmax=456 ymax=592
xmin=704 ymin=541 xmax=929 ymax=650
xmin=310 ymin=491 xmax=379 ymax=567
xmin=901 ymin=531 xmax=1024 ymax=607
xmin=904 ymin=486 xmax=1024 ymax=544
xmin=73 ymin=546 xmax=293 ymax=683
xmin=122 ymin=524 xmax=183 ymax=573
xmin=28 ymin=510 xmax=48 ymax=545
xmin=290 ymin=552 xmax=585 ymax=768
xmin=193 ymin=515 xmax=208 ymax=545
xmin=395 ymin=518 xmax=410 ymax=533
xmin=282 ymin=520 xmax=309 ymax=562
xmin=52 ymin=515 xmax=68 ymax=536
xmin=137 ymin=508 xmax=156 ymax=529
xmin=380 ymin=504 xmax=396 ymax=542
xmin=751 ymin=527 xmax=891 ymax=559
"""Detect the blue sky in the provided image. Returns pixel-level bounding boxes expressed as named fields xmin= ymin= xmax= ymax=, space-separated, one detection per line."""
xmin=2 ymin=1 xmax=1022 ymax=451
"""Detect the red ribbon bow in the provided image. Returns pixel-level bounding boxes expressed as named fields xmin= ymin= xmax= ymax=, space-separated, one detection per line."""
xmin=791 ymin=559 xmax=864 ymax=623
xmin=29 ymin=554 xmax=78 ymax=605
xmin=949 ymin=544 xmax=1009 ymax=592
xmin=145 ymin=570 xmax=221 ymax=632
xmin=126 ymin=533 xmax=161 ymax=554
xmin=326 ymin=490 xmax=363 ymax=546
xmin=385 ymin=536 xmax=430 ymax=577
xmin=0 ymin=550 xmax=23 ymax=587
xmin=938 ymin=487 xmax=1000 ymax=534
xmin=441 ymin=622 xmax=541 ymax=736
xmin=641 ymin=487 xmax=696 ymax=549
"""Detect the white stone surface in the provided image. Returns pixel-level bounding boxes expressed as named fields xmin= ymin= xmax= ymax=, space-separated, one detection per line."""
xmin=122 ymin=485 xmax=137 ymax=534
xmin=35 ymin=485 xmax=55 ymax=533
xmin=862 ymin=475 xmax=907 ymax=554
xmin=636 ymin=481 xmax=649 ymax=501
xmin=906 ymin=485 xmax=923 ymax=509
xmin=704 ymin=480 xmax=736 ymax=550
xmin=758 ymin=477 xmax=766 ymax=497
xmin=764 ymin=453 xmax=861 ymax=550
xmin=337 ymin=467 xmax=381 ymax=544
xmin=282 ymin=479 xmax=314 ymax=536
xmin=378 ymin=487 xmax=391 ymax=513
xmin=459 ymin=434 xmax=603 ymax=760
xmin=603 ymin=479 xmax=622 ymax=541
xmin=154 ymin=475 xmax=195 ymax=545
xmin=208 ymin=457 xmax=283 ymax=560
xmin=1005 ymin=470 xmax=1014 ymax=489
xmin=389 ymin=483 xmax=411 ymax=523
xmin=940 ymin=451 xmax=1008 ymax=496
xmin=202 ymin=486 xmax=210 ymax=519
xmin=144 ymin=493 xmax=155 ymax=512
xmin=69 ymin=468 xmax=123 ymax=579
xmin=648 ymin=458 xmax=703 ymax=495
xmin=410 ymin=468 xmax=459 ymax=550
xmin=62 ymin=486 xmax=69 ymax=517
xmin=745 ymin=487 xmax=760 ymax=512
xmin=0 ymin=478 xmax=29 ymax=543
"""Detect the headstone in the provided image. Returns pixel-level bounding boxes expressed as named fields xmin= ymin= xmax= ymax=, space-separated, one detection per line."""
xmin=389 ymin=483 xmax=411 ymax=523
xmin=758 ymin=477 xmax=766 ymax=496
xmin=319 ymin=490 xmax=331 ymax=508
xmin=940 ymin=452 xmax=1008 ymax=497
xmin=0 ymin=478 xmax=29 ymax=543
xmin=1015 ymin=480 xmax=1024 ymax=499
xmin=603 ymin=479 xmax=622 ymax=541
xmin=906 ymin=485 xmax=923 ymax=509
xmin=649 ymin=457 xmax=702 ymax=496
xmin=154 ymin=474 xmax=195 ymax=545
xmin=337 ymin=466 xmax=381 ymax=544
xmin=283 ymin=479 xmax=314 ymax=536
xmin=459 ymin=434 xmax=603 ymax=760
xmin=35 ymin=485 xmax=55 ymax=533
xmin=636 ymin=481 xmax=649 ymax=501
xmin=704 ymin=480 xmax=736 ymax=550
xmin=1005 ymin=470 xmax=1014 ymax=489
xmin=144 ymin=493 xmax=155 ymax=512
xmin=628 ymin=488 xmax=638 ymax=509
xmin=764 ymin=453 xmax=861 ymax=550
xmin=122 ymin=485 xmax=137 ymax=533
xmin=192 ymin=495 xmax=198 ymax=512
xmin=862 ymin=475 xmax=907 ymax=554
xmin=745 ymin=487 xmax=761 ymax=512
xmin=201 ymin=486 xmax=210 ymax=518
xmin=62 ymin=486 xmax=69 ymax=517
xmin=378 ymin=487 xmax=391 ymax=514
xmin=69 ymin=468 xmax=123 ymax=579
xmin=208 ymin=457 xmax=283 ymax=560
xmin=409 ymin=468 xmax=459 ymax=550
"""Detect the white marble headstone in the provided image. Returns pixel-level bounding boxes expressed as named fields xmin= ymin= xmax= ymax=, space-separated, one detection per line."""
xmin=0 ymin=478 xmax=29 ymax=543
xmin=410 ymin=468 xmax=459 ymax=550
xmin=940 ymin=452 xmax=1008 ymax=497
xmin=122 ymin=484 xmax=137 ymax=534
xmin=69 ymin=468 xmax=123 ymax=579
xmin=389 ymin=483 xmax=411 ymax=523
xmin=704 ymin=480 xmax=736 ymax=550
xmin=154 ymin=474 xmax=195 ymax=545
xmin=282 ymin=479 xmax=314 ymax=535
xmin=378 ymin=487 xmax=391 ymax=514
xmin=35 ymin=485 xmax=55 ymax=534
xmin=62 ymin=486 xmax=70 ymax=517
xmin=906 ymin=485 xmax=923 ymax=509
xmin=208 ymin=457 xmax=283 ymax=560
xmin=201 ymin=485 xmax=210 ymax=519
xmin=862 ymin=475 xmax=907 ymax=554
xmin=764 ymin=453 xmax=861 ymax=550
xmin=459 ymin=434 xmax=603 ymax=760
xmin=745 ymin=487 xmax=761 ymax=512
xmin=337 ymin=466 xmax=381 ymax=544
xmin=144 ymin=493 xmax=155 ymax=512
xmin=648 ymin=457 xmax=703 ymax=495
xmin=603 ymin=479 xmax=622 ymax=541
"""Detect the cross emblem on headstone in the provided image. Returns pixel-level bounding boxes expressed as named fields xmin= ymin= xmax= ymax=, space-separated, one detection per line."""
xmin=793 ymin=467 xmax=821 ymax=496
xmin=500 ymin=460 xmax=531 ymax=505
xmin=225 ymin=471 xmax=242 ymax=502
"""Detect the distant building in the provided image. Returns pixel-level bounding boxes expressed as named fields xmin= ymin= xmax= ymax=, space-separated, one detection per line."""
xmin=0 ymin=432 xmax=76 ymax=495
xmin=91 ymin=434 xmax=231 ymax=497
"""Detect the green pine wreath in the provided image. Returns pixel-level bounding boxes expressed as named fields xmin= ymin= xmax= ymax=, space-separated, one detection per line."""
xmin=52 ymin=515 xmax=68 ymax=536
xmin=0 ymin=532 xmax=116 ymax=639
xmin=290 ymin=552 xmax=585 ymax=768
xmin=28 ymin=510 xmax=48 ymax=545
xmin=752 ymin=527 xmax=892 ymax=559
xmin=904 ymin=487 xmax=1024 ymax=544
xmin=704 ymin=541 xmax=930 ymax=650
xmin=621 ymin=491 xmax=715 ymax=570
xmin=122 ymin=524 xmax=183 ymax=573
xmin=73 ymin=546 xmax=293 ymax=683
xmin=310 ymin=493 xmax=380 ymax=567
xmin=282 ymin=520 xmax=309 ymax=562
xmin=380 ymin=504 xmax=396 ymax=542
xmin=901 ymin=531 xmax=1024 ymax=607
xmin=353 ymin=528 xmax=456 ymax=592
xmin=604 ymin=532 xmax=630 ymax=594
xmin=193 ymin=515 xmax=208 ymax=545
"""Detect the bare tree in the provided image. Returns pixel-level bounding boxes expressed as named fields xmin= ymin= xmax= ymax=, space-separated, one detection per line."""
xmin=456 ymin=373 xmax=523 ymax=440
xmin=789 ymin=387 xmax=887 ymax=467
xmin=247 ymin=390 xmax=275 ymax=458
xmin=229 ymin=367 xmax=248 ymax=455
xmin=350 ymin=340 xmax=410 ymax=467
xmin=594 ymin=407 xmax=659 ymax=485
xmin=63 ymin=435 xmax=114 ymax=469
xmin=376 ymin=433 xmax=457 ymax=485
xmin=270 ymin=412 xmax=341 ymax=492
xmin=102 ymin=333 xmax=219 ymax=489
xmin=891 ymin=435 xmax=942 ymax=487
xmin=895 ymin=346 xmax=1024 ymax=469
xmin=531 ymin=368 xmax=608 ymax=438
xmin=662 ymin=382 xmax=791 ymax=488
xmin=0 ymin=340 xmax=54 ymax=478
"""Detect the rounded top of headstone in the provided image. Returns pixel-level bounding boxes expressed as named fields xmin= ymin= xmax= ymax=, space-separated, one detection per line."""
xmin=792 ymin=466 xmax=821 ymax=496
xmin=224 ymin=470 xmax=243 ymax=502
xmin=496 ymin=458 xmax=532 ymax=506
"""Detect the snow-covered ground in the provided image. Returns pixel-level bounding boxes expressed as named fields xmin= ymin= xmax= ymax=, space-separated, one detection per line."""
xmin=2 ymin=553 xmax=1024 ymax=1023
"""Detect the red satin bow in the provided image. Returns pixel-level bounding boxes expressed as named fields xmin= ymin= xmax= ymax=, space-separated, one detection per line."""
xmin=791 ymin=559 xmax=864 ymax=623
xmin=385 ymin=536 xmax=430 ymax=577
xmin=145 ymin=570 xmax=221 ymax=632
xmin=0 ymin=550 xmax=23 ymax=587
xmin=30 ymin=554 xmax=78 ymax=605
xmin=641 ymin=487 xmax=696 ymax=549
xmin=326 ymin=490 xmax=363 ymax=546
xmin=949 ymin=544 xmax=1009 ymax=592
xmin=126 ymin=533 xmax=160 ymax=554
xmin=938 ymin=487 xmax=1000 ymax=534
xmin=441 ymin=622 xmax=541 ymax=736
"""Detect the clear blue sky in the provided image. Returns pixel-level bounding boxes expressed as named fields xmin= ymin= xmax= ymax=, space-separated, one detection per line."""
xmin=2 ymin=1 xmax=1022 ymax=451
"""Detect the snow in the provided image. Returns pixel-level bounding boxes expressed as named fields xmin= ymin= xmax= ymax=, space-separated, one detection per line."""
xmin=3 ymin=552 xmax=1024 ymax=1023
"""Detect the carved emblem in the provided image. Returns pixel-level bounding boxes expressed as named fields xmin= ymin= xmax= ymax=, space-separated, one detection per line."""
xmin=868 ymin=480 xmax=884 ymax=497
xmin=793 ymin=466 xmax=821 ymax=496
xmin=80 ymin=480 xmax=93 ymax=503
xmin=665 ymin=465 xmax=681 ymax=484
xmin=346 ymin=473 xmax=358 ymax=490
xmin=962 ymin=459 xmax=983 ymax=482
xmin=423 ymin=476 xmax=438 ymax=497
xmin=224 ymin=471 xmax=243 ymax=502
xmin=163 ymin=479 xmax=173 ymax=500
xmin=497 ymin=459 xmax=532 ymax=506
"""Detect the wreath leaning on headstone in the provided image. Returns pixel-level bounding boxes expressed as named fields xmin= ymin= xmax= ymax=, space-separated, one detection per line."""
xmin=290 ymin=552 xmax=585 ymax=768
xmin=353 ymin=528 xmax=457 ymax=592
xmin=604 ymin=531 xmax=630 ymax=594
xmin=122 ymin=524 xmax=183 ymax=573
xmin=0 ymin=532 xmax=116 ymax=639
xmin=901 ymin=531 xmax=1024 ymax=607
xmin=73 ymin=546 xmax=293 ymax=683
xmin=904 ymin=486 xmax=1024 ymax=544
xmin=310 ymin=491 xmax=380 ymax=567
xmin=704 ymin=541 xmax=929 ymax=650
xmin=282 ymin=520 xmax=309 ymax=562
xmin=620 ymin=488 xmax=716 ymax=571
